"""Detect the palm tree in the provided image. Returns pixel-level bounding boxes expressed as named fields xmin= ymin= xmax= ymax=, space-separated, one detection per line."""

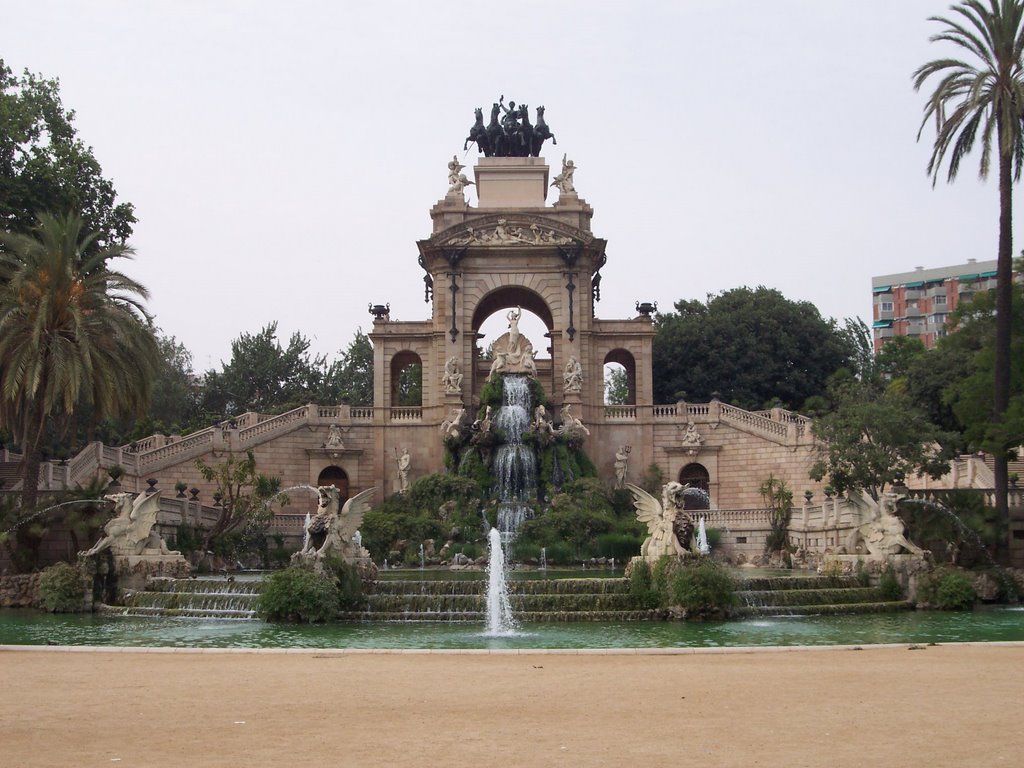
xmin=914 ymin=0 xmax=1024 ymax=525
xmin=0 ymin=212 xmax=159 ymax=512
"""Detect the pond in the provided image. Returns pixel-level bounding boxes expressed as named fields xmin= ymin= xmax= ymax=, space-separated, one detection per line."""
xmin=2 ymin=607 xmax=1022 ymax=650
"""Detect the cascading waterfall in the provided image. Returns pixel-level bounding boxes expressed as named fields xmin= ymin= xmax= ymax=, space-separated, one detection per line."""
xmin=491 ymin=375 xmax=537 ymax=544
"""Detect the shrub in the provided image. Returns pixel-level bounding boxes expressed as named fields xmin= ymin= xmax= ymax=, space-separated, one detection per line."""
xmin=666 ymin=559 xmax=737 ymax=618
xmin=595 ymin=532 xmax=644 ymax=561
xmin=878 ymin=566 xmax=903 ymax=601
xmin=917 ymin=567 xmax=976 ymax=610
xmin=627 ymin=559 xmax=658 ymax=609
xmin=256 ymin=566 xmax=340 ymax=622
xmin=323 ymin=556 xmax=365 ymax=611
xmin=38 ymin=563 xmax=85 ymax=613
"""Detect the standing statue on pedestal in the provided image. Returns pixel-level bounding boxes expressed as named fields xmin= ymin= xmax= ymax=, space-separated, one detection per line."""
xmin=395 ymin=448 xmax=411 ymax=494
xmin=441 ymin=356 xmax=464 ymax=394
xmin=614 ymin=445 xmax=632 ymax=489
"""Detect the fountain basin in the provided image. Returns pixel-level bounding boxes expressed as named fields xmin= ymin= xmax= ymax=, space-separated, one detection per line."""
xmin=1 ymin=608 xmax=1022 ymax=650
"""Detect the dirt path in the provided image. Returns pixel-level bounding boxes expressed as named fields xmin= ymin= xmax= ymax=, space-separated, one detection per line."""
xmin=2 ymin=644 xmax=1021 ymax=768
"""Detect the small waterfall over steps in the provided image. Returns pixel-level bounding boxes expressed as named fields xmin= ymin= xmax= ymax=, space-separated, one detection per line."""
xmin=101 ymin=577 xmax=261 ymax=619
xmin=734 ymin=575 xmax=912 ymax=617
xmin=344 ymin=577 xmax=656 ymax=622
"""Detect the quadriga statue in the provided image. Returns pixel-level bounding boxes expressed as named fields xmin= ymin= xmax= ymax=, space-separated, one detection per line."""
xmin=293 ymin=485 xmax=377 ymax=571
xmin=80 ymin=492 xmax=180 ymax=558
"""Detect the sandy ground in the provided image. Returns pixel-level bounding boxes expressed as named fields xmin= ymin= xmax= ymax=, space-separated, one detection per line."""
xmin=1 ymin=643 xmax=1022 ymax=768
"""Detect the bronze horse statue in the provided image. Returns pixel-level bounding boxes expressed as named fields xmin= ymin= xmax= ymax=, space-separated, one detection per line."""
xmin=464 ymin=107 xmax=491 ymax=156
xmin=486 ymin=102 xmax=504 ymax=157
xmin=532 ymin=105 xmax=556 ymax=157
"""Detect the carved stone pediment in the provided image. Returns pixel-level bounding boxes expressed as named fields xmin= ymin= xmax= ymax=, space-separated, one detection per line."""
xmin=434 ymin=214 xmax=588 ymax=248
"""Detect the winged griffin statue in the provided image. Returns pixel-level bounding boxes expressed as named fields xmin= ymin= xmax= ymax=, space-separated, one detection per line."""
xmin=292 ymin=485 xmax=376 ymax=569
xmin=80 ymin=492 xmax=180 ymax=558
xmin=626 ymin=482 xmax=695 ymax=562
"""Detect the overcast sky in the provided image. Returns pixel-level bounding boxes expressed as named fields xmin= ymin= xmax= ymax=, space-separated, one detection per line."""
xmin=3 ymin=1 xmax=1010 ymax=370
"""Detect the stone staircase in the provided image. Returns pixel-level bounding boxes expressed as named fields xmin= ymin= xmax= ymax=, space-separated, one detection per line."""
xmin=734 ymin=575 xmax=912 ymax=617
xmin=349 ymin=576 xmax=657 ymax=622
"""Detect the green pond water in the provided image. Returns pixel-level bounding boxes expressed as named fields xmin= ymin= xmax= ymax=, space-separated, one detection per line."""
xmin=2 ymin=608 xmax=1022 ymax=650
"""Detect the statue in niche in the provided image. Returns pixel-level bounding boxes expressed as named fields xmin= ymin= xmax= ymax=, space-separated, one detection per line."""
xmin=395 ymin=448 xmax=411 ymax=494
xmin=293 ymin=485 xmax=376 ymax=568
xmin=851 ymin=492 xmax=926 ymax=558
xmin=680 ymin=421 xmax=704 ymax=455
xmin=560 ymin=403 xmax=590 ymax=436
xmin=627 ymin=482 xmax=691 ymax=561
xmin=440 ymin=407 xmax=467 ymax=441
xmin=563 ymin=356 xmax=583 ymax=393
xmin=441 ymin=356 xmax=463 ymax=394
xmin=551 ymin=154 xmax=576 ymax=194
xmin=614 ymin=445 xmax=632 ymax=489
xmin=324 ymin=424 xmax=346 ymax=450
xmin=447 ymin=155 xmax=474 ymax=195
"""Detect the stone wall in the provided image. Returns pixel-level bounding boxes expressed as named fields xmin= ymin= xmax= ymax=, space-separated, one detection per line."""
xmin=0 ymin=572 xmax=40 ymax=608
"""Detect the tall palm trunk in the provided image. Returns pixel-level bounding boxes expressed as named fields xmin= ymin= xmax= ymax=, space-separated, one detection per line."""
xmin=994 ymin=117 xmax=1013 ymax=533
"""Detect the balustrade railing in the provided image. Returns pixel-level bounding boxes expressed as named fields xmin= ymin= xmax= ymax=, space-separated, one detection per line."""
xmin=238 ymin=405 xmax=309 ymax=444
xmin=719 ymin=403 xmax=789 ymax=438
xmin=389 ymin=407 xmax=422 ymax=422
xmin=138 ymin=428 xmax=216 ymax=471
xmin=604 ymin=405 xmax=636 ymax=420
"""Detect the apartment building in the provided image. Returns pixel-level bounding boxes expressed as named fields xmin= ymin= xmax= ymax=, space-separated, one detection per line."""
xmin=871 ymin=259 xmax=1000 ymax=352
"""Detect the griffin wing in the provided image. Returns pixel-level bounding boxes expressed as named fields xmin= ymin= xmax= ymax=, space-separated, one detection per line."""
xmin=625 ymin=483 xmax=664 ymax=533
xmin=337 ymin=487 xmax=377 ymax=541
xmin=127 ymin=492 xmax=162 ymax=545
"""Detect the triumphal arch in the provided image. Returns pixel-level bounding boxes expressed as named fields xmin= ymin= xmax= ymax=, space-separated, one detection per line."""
xmin=369 ymin=149 xmax=658 ymax=495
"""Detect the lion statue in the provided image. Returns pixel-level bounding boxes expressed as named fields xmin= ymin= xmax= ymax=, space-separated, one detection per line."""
xmin=293 ymin=485 xmax=376 ymax=568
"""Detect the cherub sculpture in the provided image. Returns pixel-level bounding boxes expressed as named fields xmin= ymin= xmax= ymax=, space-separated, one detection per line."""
xmin=626 ymin=482 xmax=691 ymax=561
xmin=80 ymin=492 xmax=179 ymax=558
xmin=293 ymin=485 xmax=377 ymax=567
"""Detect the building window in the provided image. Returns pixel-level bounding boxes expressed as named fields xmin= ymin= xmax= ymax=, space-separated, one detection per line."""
xmin=934 ymin=294 xmax=947 ymax=306
xmin=879 ymin=301 xmax=893 ymax=312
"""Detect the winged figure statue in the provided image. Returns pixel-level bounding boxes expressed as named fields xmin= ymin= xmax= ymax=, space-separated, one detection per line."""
xmin=626 ymin=482 xmax=691 ymax=561
xmin=294 ymin=485 xmax=377 ymax=566
xmin=80 ymin=492 xmax=178 ymax=558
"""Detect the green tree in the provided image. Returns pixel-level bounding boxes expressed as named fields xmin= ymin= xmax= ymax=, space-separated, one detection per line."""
xmin=914 ymin=0 xmax=1024 ymax=526
xmin=202 ymin=322 xmax=321 ymax=417
xmin=0 ymin=212 xmax=158 ymax=511
xmin=604 ymin=365 xmax=630 ymax=405
xmin=194 ymin=449 xmax=282 ymax=554
xmin=652 ymin=287 xmax=856 ymax=409
xmin=0 ymin=60 xmax=134 ymax=246
xmin=330 ymin=328 xmax=374 ymax=406
xmin=810 ymin=379 xmax=957 ymax=501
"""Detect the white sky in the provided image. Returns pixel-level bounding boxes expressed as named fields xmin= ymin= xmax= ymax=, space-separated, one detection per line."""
xmin=3 ymin=1 xmax=1009 ymax=371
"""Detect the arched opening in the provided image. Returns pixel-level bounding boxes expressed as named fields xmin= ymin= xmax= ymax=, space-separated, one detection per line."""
xmin=472 ymin=286 xmax=554 ymax=360
xmin=678 ymin=463 xmax=710 ymax=510
xmin=317 ymin=466 xmax=350 ymax=503
xmin=390 ymin=351 xmax=422 ymax=406
xmin=604 ymin=349 xmax=636 ymax=404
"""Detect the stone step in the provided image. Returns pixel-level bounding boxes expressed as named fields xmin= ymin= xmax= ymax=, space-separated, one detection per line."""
xmin=737 ymin=587 xmax=887 ymax=607
xmin=734 ymin=601 xmax=913 ymax=618
xmin=341 ymin=609 xmax=660 ymax=623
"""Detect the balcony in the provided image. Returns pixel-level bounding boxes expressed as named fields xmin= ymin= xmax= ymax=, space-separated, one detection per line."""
xmin=905 ymin=306 xmax=923 ymax=318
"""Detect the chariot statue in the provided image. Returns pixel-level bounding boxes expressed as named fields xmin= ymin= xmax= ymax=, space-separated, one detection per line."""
xmin=464 ymin=97 xmax=556 ymax=158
